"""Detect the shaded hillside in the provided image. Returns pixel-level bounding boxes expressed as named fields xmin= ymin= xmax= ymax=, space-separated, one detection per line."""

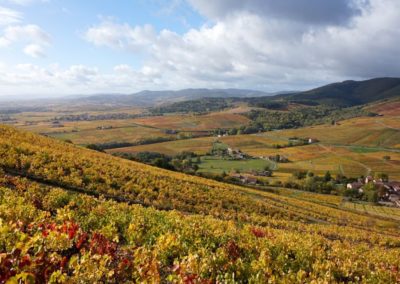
xmin=150 ymin=78 xmax=400 ymax=113
xmin=70 ymin=88 xmax=270 ymax=107
xmin=279 ymin=77 xmax=400 ymax=107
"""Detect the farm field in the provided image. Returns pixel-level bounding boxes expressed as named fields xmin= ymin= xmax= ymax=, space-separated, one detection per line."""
xmin=366 ymin=97 xmax=400 ymax=117
xmin=197 ymin=156 xmax=274 ymax=174
xmin=9 ymin=108 xmax=250 ymax=146
xmin=132 ymin=112 xmax=250 ymax=131
xmin=112 ymin=133 xmax=400 ymax=179
xmin=275 ymin=187 xmax=344 ymax=207
xmin=107 ymin=134 xmax=287 ymax=156
xmin=265 ymin=115 xmax=400 ymax=149
xmin=108 ymin=136 xmax=216 ymax=155
xmin=342 ymin=202 xmax=400 ymax=221
xmin=233 ymin=143 xmax=400 ymax=179
xmin=49 ymin=124 xmax=175 ymax=145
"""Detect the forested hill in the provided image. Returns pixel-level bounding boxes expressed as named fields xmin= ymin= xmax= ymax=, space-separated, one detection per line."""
xmin=151 ymin=77 xmax=400 ymax=114
xmin=277 ymin=77 xmax=400 ymax=107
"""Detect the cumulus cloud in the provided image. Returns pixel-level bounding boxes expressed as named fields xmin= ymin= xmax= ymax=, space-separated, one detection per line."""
xmin=1 ymin=0 xmax=399 ymax=96
xmin=0 ymin=24 xmax=50 ymax=45
xmin=0 ymin=62 xmax=166 ymax=97
xmin=85 ymin=20 xmax=155 ymax=51
xmin=80 ymin=0 xmax=400 ymax=91
xmin=23 ymin=43 xmax=45 ymax=57
xmin=188 ymin=0 xmax=367 ymax=26
xmin=0 ymin=6 xmax=22 ymax=26
xmin=0 ymin=24 xmax=51 ymax=57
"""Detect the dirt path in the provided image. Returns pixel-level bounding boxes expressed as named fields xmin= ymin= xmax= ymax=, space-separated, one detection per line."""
xmin=318 ymin=144 xmax=372 ymax=176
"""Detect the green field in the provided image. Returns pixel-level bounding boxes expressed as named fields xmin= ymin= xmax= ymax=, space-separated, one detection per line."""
xmin=197 ymin=156 xmax=274 ymax=174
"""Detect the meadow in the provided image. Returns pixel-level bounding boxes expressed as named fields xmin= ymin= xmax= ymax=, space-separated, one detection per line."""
xmin=197 ymin=156 xmax=274 ymax=174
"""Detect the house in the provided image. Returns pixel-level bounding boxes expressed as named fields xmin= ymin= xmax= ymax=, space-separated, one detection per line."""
xmin=389 ymin=194 xmax=400 ymax=202
xmin=365 ymin=176 xmax=374 ymax=184
xmin=165 ymin=129 xmax=177 ymax=134
xmin=347 ymin=182 xmax=363 ymax=190
xmin=227 ymin=148 xmax=245 ymax=159
xmin=256 ymin=170 xmax=272 ymax=177
xmin=241 ymin=176 xmax=258 ymax=185
xmin=388 ymin=181 xmax=400 ymax=192
xmin=307 ymin=138 xmax=319 ymax=144
xmin=96 ymin=126 xmax=113 ymax=130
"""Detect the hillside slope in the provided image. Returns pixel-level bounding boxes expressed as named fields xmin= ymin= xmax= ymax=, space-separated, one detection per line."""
xmin=279 ymin=77 xmax=400 ymax=106
xmin=1 ymin=125 xmax=400 ymax=282
xmin=0 ymin=125 xmax=398 ymax=229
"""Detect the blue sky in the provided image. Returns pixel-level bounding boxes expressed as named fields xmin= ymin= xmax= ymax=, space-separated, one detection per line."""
xmin=0 ymin=0 xmax=204 ymax=69
xmin=0 ymin=0 xmax=399 ymax=98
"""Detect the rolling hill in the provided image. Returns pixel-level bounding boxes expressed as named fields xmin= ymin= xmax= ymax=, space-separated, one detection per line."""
xmin=277 ymin=77 xmax=400 ymax=107
xmin=2 ymin=125 xmax=400 ymax=281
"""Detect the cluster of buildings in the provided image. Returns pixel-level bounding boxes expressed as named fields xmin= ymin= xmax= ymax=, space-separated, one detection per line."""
xmin=347 ymin=176 xmax=400 ymax=206
xmin=226 ymin=148 xmax=246 ymax=159
xmin=96 ymin=125 xmax=113 ymax=130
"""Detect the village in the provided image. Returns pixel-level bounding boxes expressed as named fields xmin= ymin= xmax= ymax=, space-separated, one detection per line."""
xmin=347 ymin=176 xmax=400 ymax=207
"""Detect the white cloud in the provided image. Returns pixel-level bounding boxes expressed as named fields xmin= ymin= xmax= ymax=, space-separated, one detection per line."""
xmin=1 ymin=0 xmax=399 ymax=96
xmin=85 ymin=20 xmax=155 ymax=51
xmin=81 ymin=0 xmax=400 ymax=91
xmin=23 ymin=43 xmax=45 ymax=57
xmin=0 ymin=24 xmax=50 ymax=44
xmin=0 ymin=6 xmax=22 ymax=26
xmin=0 ymin=63 xmax=166 ymax=97
xmin=0 ymin=24 xmax=51 ymax=57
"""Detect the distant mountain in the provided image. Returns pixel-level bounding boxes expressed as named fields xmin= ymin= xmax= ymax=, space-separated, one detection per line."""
xmin=2 ymin=77 xmax=399 ymax=110
xmin=73 ymin=88 xmax=272 ymax=107
xmin=277 ymin=77 xmax=400 ymax=107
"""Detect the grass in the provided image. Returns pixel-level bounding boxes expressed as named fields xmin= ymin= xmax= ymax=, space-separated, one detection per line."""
xmin=197 ymin=156 xmax=273 ymax=174
xmin=349 ymin=146 xmax=381 ymax=153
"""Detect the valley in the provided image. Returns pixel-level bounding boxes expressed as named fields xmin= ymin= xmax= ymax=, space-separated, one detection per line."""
xmin=1 ymin=78 xmax=400 ymax=282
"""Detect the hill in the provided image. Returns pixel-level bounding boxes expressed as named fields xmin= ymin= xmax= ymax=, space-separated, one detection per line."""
xmin=2 ymin=125 xmax=400 ymax=282
xmin=277 ymin=77 xmax=400 ymax=107
xmin=147 ymin=78 xmax=400 ymax=114
xmin=66 ymin=88 xmax=271 ymax=107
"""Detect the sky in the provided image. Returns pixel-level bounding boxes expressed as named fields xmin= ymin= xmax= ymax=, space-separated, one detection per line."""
xmin=0 ymin=0 xmax=399 ymax=99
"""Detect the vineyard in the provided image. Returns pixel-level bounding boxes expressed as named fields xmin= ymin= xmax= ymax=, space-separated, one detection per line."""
xmin=1 ymin=125 xmax=400 ymax=282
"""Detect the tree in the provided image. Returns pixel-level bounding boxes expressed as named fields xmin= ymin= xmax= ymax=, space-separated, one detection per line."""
xmin=363 ymin=183 xmax=378 ymax=203
xmin=86 ymin=144 xmax=104 ymax=152
xmin=324 ymin=171 xmax=332 ymax=182
xmin=375 ymin=172 xmax=389 ymax=182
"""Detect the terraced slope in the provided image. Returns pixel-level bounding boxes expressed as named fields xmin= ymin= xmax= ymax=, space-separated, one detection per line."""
xmin=0 ymin=125 xmax=398 ymax=229
xmin=1 ymin=125 xmax=400 ymax=282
